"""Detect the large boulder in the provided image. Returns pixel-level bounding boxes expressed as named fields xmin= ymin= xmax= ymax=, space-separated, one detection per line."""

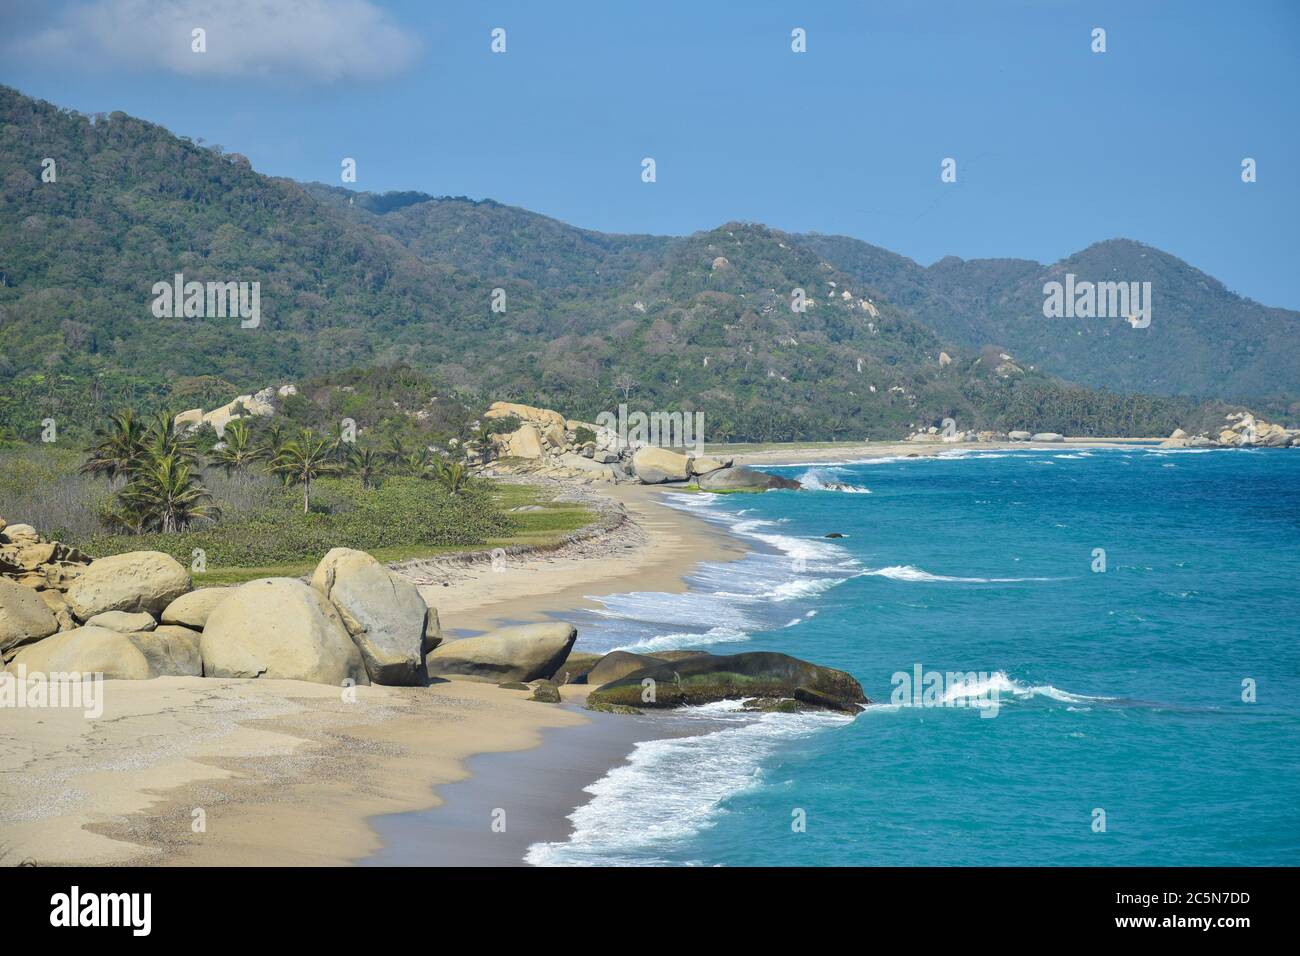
xmin=316 ymin=557 xmax=428 ymax=686
xmin=554 ymin=453 xmax=619 ymax=480
xmin=1007 ymin=431 xmax=1032 ymax=442
xmin=586 ymin=650 xmax=665 ymax=688
xmin=506 ymin=424 xmax=545 ymax=459
xmin=697 ymin=466 xmax=801 ymax=492
xmin=586 ymin=651 xmax=868 ymax=714
xmin=1030 ymin=433 xmax=1064 ymax=443
xmin=201 ymin=578 xmax=368 ymax=686
xmin=65 ymin=551 xmax=191 ymax=621
xmin=5 ymin=626 xmax=153 ymax=680
xmin=0 ymin=578 xmax=59 ymax=657
xmin=161 ymin=587 xmax=231 ymax=629
xmin=485 ymin=401 xmax=567 ymax=430
xmin=426 ymin=622 xmax=577 ymax=683
xmin=85 ymin=610 xmax=157 ymax=634
xmin=127 ymin=626 xmax=203 ymax=677
xmin=1 ymin=523 xmax=40 ymax=546
xmin=632 ymin=447 xmax=693 ymax=483
xmin=690 ymin=456 xmax=732 ymax=476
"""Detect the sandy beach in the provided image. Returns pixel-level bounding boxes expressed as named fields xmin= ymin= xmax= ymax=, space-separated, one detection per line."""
xmin=0 ymin=438 xmax=1134 ymax=867
xmin=0 ymin=484 xmax=741 ymax=867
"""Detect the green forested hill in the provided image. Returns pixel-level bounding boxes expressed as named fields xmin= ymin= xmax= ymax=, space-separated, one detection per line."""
xmin=0 ymin=85 xmax=1269 ymax=442
xmin=798 ymin=233 xmax=1300 ymax=408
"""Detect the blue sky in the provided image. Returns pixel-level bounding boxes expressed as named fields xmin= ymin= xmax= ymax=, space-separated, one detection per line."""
xmin=3 ymin=0 xmax=1298 ymax=307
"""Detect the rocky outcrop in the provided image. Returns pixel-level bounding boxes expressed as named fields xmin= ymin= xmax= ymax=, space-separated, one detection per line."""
xmin=425 ymin=622 xmax=577 ymax=683
xmin=65 ymin=551 xmax=190 ymax=621
xmin=311 ymin=551 xmax=428 ymax=685
xmin=4 ymin=534 xmax=438 ymax=687
xmin=1030 ymin=432 xmax=1065 ymax=443
xmin=1159 ymin=412 xmax=1300 ymax=449
xmin=175 ymin=384 xmax=293 ymax=438
xmin=586 ymin=651 xmax=868 ymax=714
xmin=478 ymin=400 xmax=732 ymax=487
xmin=0 ymin=521 xmax=91 ymax=594
xmin=0 ymin=578 xmax=59 ymax=658
xmin=1008 ymin=431 xmax=1032 ymax=442
xmin=697 ymin=466 xmax=801 ymax=492
xmin=201 ymin=578 xmax=369 ymax=685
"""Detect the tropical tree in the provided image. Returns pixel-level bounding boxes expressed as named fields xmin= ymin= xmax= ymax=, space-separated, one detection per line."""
xmin=80 ymin=408 xmax=147 ymax=482
xmin=270 ymin=429 xmax=339 ymax=513
xmin=431 ymin=459 xmax=469 ymax=496
xmin=208 ymin=419 xmax=262 ymax=478
xmin=400 ymin=448 xmax=433 ymax=477
xmin=118 ymin=453 xmax=219 ymax=533
xmin=347 ymin=446 xmax=384 ymax=490
xmin=140 ymin=411 xmax=200 ymax=466
xmin=384 ymin=435 xmax=408 ymax=464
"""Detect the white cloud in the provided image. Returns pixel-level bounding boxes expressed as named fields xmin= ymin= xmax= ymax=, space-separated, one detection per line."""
xmin=12 ymin=0 xmax=421 ymax=82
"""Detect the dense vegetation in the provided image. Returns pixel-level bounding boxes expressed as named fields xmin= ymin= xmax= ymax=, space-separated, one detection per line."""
xmin=2 ymin=84 xmax=1293 ymax=445
xmin=0 ymin=397 xmax=516 ymax=577
xmin=799 ymin=233 xmax=1300 ymax=414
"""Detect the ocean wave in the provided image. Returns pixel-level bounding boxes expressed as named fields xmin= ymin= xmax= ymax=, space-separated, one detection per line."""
xmin=614 ymin=625 xmax=754 ymax=654
xmin=862 ymin=565 xmax=1057 ymax=584
xmin=524 ymin=707 xmax=851 ymax=866
xmin=796 ymin=469 xmax=872 ymax=494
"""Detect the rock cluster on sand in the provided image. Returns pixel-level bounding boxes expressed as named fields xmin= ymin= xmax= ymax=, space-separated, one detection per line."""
xmin=1160 ymin=413 xmax=1300 ymax=449
xmin=0 ymin=519 xmax=93 ymax=635
xmin=3 ymin=544 xmax=204 ymax=678
xmin=907 ymin=426 xmax=1067 ymax=444
xmin=0 ymin=533 xmax=599 ymax=694
xmin=3 ymin=526 xmax=871 ymax=721
xmin=583 ymin=649 xmax=868 ymax=715
xmin=473 ymin=400 xmax=788 ymax=490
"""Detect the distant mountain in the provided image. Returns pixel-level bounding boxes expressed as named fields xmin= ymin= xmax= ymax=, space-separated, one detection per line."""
xmin=0 ymin=85 xmax=1270 ymax=442
xmin=797 ymin=234 xmax=1300 ymax=405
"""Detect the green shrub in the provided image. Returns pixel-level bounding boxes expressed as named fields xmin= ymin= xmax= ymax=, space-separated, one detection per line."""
xmin=76 ymin=476 xmax=515 ymax=568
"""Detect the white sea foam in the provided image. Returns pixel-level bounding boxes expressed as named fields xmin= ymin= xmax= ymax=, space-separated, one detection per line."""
xmin=862 ymin=565 xmax=1056 ymax=584
xmin=524 ymin=707 xmax=851 ymax=866
xmin=614 ymin=625 xmax=753 ymax=654
xmin=796 ymin=469 xmax=872 ymax=494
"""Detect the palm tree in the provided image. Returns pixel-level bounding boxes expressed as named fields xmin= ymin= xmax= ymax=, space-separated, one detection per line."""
xmin=432 ymin=459 xmax=469 ymax=495
xmin=400 ymin=448 xmax=432 ymax=477
xmin=347 ymin=446 xmax=384 ymax=490
xmin=81 ymin=408 xmax=147 ymax=482
xmin=270 ymin=429 xmax=339 ymax=513
xmin=119 ymin=453 xmax=219 ymax=533
xmin=141 ymin=411 xmax=200 ymax=465
xmin=209 ymin=419 xmax=262 ymax=477
xmin=384 ymin=435 xmax=408 ymax=465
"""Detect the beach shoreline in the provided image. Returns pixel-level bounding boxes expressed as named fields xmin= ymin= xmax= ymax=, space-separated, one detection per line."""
xmin=0 ymin=437 xmax=1159 ymax=867
xmin=0 ymin=483 xmax=745 ymax=867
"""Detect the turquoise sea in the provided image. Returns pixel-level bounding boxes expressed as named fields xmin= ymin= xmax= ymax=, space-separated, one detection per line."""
xmin=526 ymin=446 xmax=1300 ymax=866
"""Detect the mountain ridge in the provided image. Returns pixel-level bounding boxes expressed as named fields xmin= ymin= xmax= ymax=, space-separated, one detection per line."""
xmin=1 ymin=84 xmax=1293 ymax=445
